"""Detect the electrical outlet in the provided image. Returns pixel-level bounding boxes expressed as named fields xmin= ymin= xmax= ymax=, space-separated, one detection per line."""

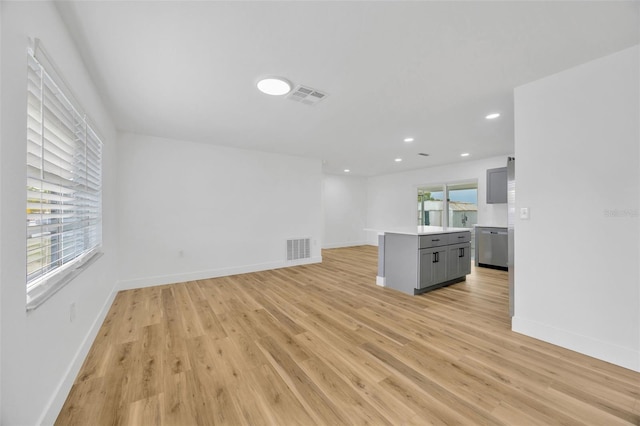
xmin=520 ymin=207 xmax=530 ymax=220
xmin=70 ymin=302 xmax=76 ymax=323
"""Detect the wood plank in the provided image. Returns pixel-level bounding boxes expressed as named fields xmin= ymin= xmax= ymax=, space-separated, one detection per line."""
xmin=123 ymin=394 xmax=163 ymax=426
xmin=361 ymin=341 xmax=507 ymax=425
xmin=160 ymin=287 xmax=192 ymax=374
xmin=129 ymin=323 xmax=164 ymax=402
xmin=299 ymin=356 xmax=393 ymax=425
xmin=244 ymin=363 xmax=316 ymax=425
xmin=257 ymin=335 xmax=348 ymax=425
xmin=53 ymin=377 xmax=105 ymax=425
xmin=183 ymin=337 xmax=243 ymax=425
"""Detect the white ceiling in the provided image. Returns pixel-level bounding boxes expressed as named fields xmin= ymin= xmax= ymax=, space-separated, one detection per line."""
xmin=56 ymin=1 xmax=639 ymax=176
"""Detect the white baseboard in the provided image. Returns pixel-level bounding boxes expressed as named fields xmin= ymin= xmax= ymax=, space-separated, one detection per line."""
xmin=321 ymin=241 xmax=369 ymax=249
xmin=117 ymin=256 xmax=323 ymax=291
xmin=512 ymin=316 xmax=640 ymax=373
xmin=38 ymin=284 xmax=119 ymax=426
xmin=376 ymin=276 xmax=386 ymax=287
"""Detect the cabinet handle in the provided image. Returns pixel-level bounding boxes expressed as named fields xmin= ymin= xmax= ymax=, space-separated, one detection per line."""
xmin=432 ymin=239 xmax=440 ymax=242
xmin=459 ymin=248 xmax=464 ymax=258
xmin=458 ymin=235 xmax=465 ymax=238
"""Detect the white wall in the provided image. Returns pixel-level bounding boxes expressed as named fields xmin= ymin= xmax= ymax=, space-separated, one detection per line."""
xmin=0 ymin=2 xmax=119 ymax=425
xmin=0 ymin=2 xmax=3 ymax=419
xmin=117 ymin=133 xmax=323 ymax=289
xmin=322 ymin=174 xmax=368 ymax=248
xmin=514 ymin=46 xmax=639 ymax=371
xmin=365 ymin=156 xmax=510 ymax=244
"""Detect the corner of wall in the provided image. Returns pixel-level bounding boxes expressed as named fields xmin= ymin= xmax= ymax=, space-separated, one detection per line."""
xmin=512 ymin=316 xmax=640 ymax=373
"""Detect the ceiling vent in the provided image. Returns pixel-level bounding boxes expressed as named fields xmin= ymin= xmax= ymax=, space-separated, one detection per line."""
xmin=418 ymin=153 xmax=430 ymax=157
xmin=287 ymin=85 xmax=328 ymax=106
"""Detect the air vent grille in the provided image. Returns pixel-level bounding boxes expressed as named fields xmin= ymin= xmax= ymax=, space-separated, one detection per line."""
xmin=418 ymin=153 xmax=430 ymax=157
xmin=286 ymin=238 xmax=311 ymax=261
xmin=287 ymin=85 xmax=328 ymax=106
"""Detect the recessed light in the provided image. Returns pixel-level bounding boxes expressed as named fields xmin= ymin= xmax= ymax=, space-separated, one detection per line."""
xmin=403 ymin=137 xmax=414 ymax=143
xmin=344 ymin=169 xmax=351 ymax=173
xmin=485 ymin=113 xmax=500 ymax=120
xmin=461 ymin=153 xmax=470 ymax=157
xmin=256 ymin=77 xmax=292 ymax=96
xmin=394 ymin=158 xmax=402 ymax=162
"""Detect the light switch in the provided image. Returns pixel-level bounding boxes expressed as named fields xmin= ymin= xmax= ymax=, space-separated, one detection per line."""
xmin=520 ymin=207 xmax=530 ymax=220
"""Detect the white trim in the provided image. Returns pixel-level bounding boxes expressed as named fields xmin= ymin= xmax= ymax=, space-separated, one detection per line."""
xmin=27 ymin=251 xmax=103 ymax=311
xmin=376 ymin=276 xmax=386 ymax=287
xmin=322 ymin=241 xmax=369 ymax=249
xmin=37 ymin=284 xmax=118 ymax=425
xmin=512 ymin=316 xmax=640 ymax=373
xmin=117 ymin=257 xmax=323 ymax=291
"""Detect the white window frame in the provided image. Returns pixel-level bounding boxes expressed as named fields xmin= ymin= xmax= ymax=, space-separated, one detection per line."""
xmin=417 ymin=180 xmax=478 ymax=227
xmin=26 ymin=43 xmax=103 ymax=311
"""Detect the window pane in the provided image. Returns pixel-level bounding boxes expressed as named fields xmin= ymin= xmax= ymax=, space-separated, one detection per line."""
xmin=418 ymin=186 xmax=444 ymax=226
xmin=447 ymin=184 xmax=478 ymax=229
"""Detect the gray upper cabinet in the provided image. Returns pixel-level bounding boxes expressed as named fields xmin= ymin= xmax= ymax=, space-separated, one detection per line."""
xmin=486 ymin=167 xmax=507 ymax=204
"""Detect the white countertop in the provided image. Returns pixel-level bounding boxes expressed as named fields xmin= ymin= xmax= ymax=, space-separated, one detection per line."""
xmin=365 ymin=226 xmax=472 ymax=236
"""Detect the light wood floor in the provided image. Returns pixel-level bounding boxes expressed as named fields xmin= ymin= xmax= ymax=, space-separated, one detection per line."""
xmin=57 ymin=246 xmax=640 ymax=425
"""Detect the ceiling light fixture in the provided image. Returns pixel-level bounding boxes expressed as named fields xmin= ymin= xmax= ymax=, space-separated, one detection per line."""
xmin=461 ymin=153 xmax=470 ymax=157
xmin=344 ymin=169 xmax=351 ymax=173
xmin=395 ymin=158 xmax=403 ymax=162
xmin=403 ymin=137 xmax=414 ymax=143
xmin=256 ymin=77 xmax=292 ymax=96
xmin=485 ymin=113 xmax=501 ymax=120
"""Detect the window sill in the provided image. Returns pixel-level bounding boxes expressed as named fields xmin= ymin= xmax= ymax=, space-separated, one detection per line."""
xmin=26 ymin=250 xmax=104 ymax=312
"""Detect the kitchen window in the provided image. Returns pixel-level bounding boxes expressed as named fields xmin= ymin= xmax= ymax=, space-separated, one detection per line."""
xmin=418 ymin=182 xmax=477 ymax=228
xmin=418 ymin=181 xmax=478 ymax=256
xmin=417 ymin=185 xmax=445 ymax=226
xmin=26 ymin=44 xmax=103 ymax=310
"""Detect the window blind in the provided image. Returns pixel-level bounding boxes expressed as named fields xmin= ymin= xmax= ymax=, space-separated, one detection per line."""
xmin=26 ymin=51 xmax=103 ymax=310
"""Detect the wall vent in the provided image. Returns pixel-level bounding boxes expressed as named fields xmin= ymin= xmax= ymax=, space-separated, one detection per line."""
xmin=286 ymin=238 xmax=311 ymax=261
xmin=287 ymin=85 xmax=328 ymax=106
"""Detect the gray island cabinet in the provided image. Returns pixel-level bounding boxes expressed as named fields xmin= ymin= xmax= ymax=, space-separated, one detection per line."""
xmin=376 ymin=227 xmax=471 ymax=295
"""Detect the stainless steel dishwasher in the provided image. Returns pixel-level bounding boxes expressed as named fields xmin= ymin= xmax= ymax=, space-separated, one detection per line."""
xmin=476 ymin=227 xmax=508 ymax=270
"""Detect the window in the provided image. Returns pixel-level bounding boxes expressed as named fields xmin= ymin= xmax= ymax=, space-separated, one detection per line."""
xmin=26 ymin=49 xmax=103 ymax=310
xmin=417 ymin=186 xmax=444 ymax=226
xmin=418 ymin=182 xmax=478 ymax=257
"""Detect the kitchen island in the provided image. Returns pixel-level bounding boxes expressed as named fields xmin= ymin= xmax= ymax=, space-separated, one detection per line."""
xmin=372 ymin=226 xmax=472 ymax=295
